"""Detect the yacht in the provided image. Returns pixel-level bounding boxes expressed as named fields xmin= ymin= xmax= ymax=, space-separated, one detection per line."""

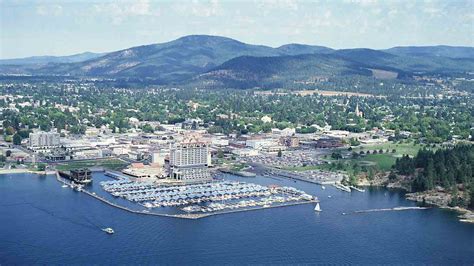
xmin=314 ymin=202 xmax=322 ymax=212
xmin=102 ymin=228 xmax=114 ymax=234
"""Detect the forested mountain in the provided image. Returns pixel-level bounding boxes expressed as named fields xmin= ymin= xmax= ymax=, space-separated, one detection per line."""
xmin=192 ymin=54 xmax=371 ymax=88
xmin=1 ymin=35 xmax=310 ymax=82
xmin=193 ymin=49 xmax=474 ymax=89
xmin=276 ymin=44 xmax=334 ymax=55
xmin=0 ymin=35 xmax=472 ymax=87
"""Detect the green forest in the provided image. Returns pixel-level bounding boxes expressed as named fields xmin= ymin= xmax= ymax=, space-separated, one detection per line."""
xmin=393 ymin=145 xmax=474 ymax=208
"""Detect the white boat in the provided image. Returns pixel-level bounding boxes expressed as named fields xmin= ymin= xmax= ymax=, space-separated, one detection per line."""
xmin=321 ymin=186 xmax=326 ymax=190
xmin=327 ymin=195 xmax=332 ymax=198
xmin=61 ymin=184 xmax=68 ymax=188
xmin=314 ymin=202 xmax=322 ymax=212
xmin=102 ymin=228 xmax=114 ymax=234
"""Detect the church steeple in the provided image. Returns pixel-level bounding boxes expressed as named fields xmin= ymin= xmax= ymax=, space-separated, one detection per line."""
xmin=355 ymin=102 xmax=363 ymax=118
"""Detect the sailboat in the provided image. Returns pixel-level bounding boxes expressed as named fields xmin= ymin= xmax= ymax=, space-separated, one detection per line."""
xmin=314 ymin=202 xmax=322 ymax=212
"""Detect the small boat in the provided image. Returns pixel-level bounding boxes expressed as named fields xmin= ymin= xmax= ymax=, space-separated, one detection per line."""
xmin=314 ymin=202 xmax=322 ymax=212
xmin=61 ymin=184 xmax=68 ymax=188
xmin=327 ymin=195 xmax=332 ymax=198
xmin=102 ymin=228 xmax=114 ymax=234
xmin=321 ymin=186 xmax=326 ymax=190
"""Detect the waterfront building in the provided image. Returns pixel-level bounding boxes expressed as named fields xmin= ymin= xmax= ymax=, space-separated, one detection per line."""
xmin=169 ymin=138 xmax=211 ymax=183
xmin=59 ymin=168 xmax=92 ymax=184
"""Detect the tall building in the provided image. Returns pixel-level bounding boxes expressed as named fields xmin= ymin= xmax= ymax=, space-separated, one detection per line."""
xmin=169 ymin=139 xmax=211 ymax=183
xmin=29 ymin=131 xmax=60 ymax=149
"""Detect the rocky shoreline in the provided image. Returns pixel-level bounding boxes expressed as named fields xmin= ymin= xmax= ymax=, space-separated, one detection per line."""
xmin=357 ymin=174 xmax=474 ymax=224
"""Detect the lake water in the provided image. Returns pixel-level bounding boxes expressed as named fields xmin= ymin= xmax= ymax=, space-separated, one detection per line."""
xmin=1 ymin=173 xmax=473 ymax=264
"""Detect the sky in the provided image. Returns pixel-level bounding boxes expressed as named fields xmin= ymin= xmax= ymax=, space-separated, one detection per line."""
xmin=1 ymin=0 xmax=473 ymax=59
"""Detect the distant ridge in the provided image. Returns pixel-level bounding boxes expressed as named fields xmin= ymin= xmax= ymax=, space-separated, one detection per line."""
xmin=0 ymin=35 xmax=472 ymax=87
xmin=385 ymin=45 xmax=474 ymax=59
xmin=0 ymin=52 xmax=106 ymax=65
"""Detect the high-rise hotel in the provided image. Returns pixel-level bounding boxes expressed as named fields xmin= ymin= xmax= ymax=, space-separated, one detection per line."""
xmin=169 ymin=138 xmax=212 ymax=183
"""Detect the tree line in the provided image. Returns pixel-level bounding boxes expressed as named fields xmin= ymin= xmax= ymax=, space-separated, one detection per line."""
xmin=393 ymin=145 xmax=474 ymax=208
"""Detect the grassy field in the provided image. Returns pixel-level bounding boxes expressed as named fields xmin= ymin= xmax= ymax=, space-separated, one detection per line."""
xmin=55 ymin=158 xmax=129 ymax=171
xmin=350 ymin=141 xmax=434 ymax=171
xmin=357 ymin=154 xmax=397 ymax=171
xmin=351 ymin=142 xmax=423 ymax=157
xmin=280 ymin=165 xmax=322 ymax=171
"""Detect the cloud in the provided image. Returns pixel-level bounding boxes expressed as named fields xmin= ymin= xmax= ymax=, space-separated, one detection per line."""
xmin=172 ymin=0 xmax=221 ymax=17
xmin=36 ymin=4 xmax=63 ymax=16
xmin=255 ymin=0 xmax=299 ymax=16
xmin=422 ymin=6 xmax=443 ymax=17
xmin=191 ymin=0 xmax=220 ymax=17
xmin=93 ymin=0 xmax=153 ymax=24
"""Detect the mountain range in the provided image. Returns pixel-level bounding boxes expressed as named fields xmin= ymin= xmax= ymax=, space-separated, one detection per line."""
xmin=1 ymin=35 xmax=473 ymax=88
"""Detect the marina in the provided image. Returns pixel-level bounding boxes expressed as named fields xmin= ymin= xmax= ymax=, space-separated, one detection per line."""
xmin=55 ymin=171 xmax=317 ymax=219
xmin=100 ymin=178 xmax=317 ymax=215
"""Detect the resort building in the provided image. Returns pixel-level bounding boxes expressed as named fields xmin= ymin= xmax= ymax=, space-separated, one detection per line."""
xmin=169 ymin=138 xmax=212 ymax=183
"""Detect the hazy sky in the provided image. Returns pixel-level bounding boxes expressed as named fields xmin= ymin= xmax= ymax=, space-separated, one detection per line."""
xmin=1 ymin=0 xmax=473 ymax=59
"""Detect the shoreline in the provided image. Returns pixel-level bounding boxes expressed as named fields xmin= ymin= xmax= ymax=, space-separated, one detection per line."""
xmin=0 ymin=168 xmax=56 ymax=175
xmin=357 ymin=177 xmax=474 ymax=224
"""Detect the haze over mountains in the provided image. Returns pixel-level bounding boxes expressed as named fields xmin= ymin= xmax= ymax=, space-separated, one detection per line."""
xmin=1 ymin=35 xmax=473 ymax=88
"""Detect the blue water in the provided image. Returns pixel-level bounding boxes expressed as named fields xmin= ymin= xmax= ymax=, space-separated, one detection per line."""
xmin=1 ymin=173 xmax=473 ymax=264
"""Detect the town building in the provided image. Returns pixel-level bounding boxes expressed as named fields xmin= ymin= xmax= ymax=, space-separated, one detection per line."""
xmin=169 ymin=138 xmax=212 ymax=183
xmin=315 ymin=137 xmax=344 ymax=148
xmin=281 ymin=136 xmax=300 ymax=148
xmin=29 ymin=131 xmax=61 ymax=152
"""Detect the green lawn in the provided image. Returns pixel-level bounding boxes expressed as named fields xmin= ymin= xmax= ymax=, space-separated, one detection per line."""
xmin=55 ymin=158 xmax=128 ymax=171
xmin=351 ymin=142 xmax=423 ymax=157
xmin=358 ymin=154 xmax=397 ymax=171
xmin=280 ymin=165 xmax=322 ymax=172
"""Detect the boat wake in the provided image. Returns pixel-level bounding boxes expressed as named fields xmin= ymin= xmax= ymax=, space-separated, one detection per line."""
xmin=27 ymin=204 xmax=101 ymax=231
xmin=350 ymin=206 xmax=430 ymax=214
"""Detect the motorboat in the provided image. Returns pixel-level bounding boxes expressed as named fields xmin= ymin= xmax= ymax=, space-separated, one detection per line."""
xmin=102 ymin=228 xmax=114 ymax=234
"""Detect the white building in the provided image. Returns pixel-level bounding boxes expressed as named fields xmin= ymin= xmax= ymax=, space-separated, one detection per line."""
xmin=151 ymin=151 xmax=166 ymax=165
xmin=29 ymin=131 xmax=60 ymax=152
xmin=169 ymin=139 xmax=211 ymax=183
xmin=246 ymin=138 xmax=277 ymax=150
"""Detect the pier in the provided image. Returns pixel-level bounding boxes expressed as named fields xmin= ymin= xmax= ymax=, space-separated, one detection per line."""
xmin=333 ymin=183 xmax=351 ymax=192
